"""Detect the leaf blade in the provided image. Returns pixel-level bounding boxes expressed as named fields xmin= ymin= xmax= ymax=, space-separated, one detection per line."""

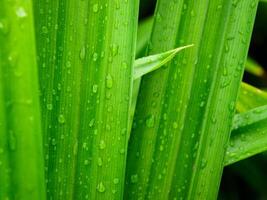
xmin=225 ymin=105 xmax=267 ymax=166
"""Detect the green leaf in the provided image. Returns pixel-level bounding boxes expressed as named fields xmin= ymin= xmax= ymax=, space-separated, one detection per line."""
xmin=237 ymin=82 xmax=267 ymax=112
xmin=129 ymin=45 xmax=193 ymax=135
xmin=34 ymin=0 xmax=139 ymax=199
xmin=136 ymin=17 xmax=153 ymax=58
xmin=125 ymin=1 xmax=258 ymax=200
xmin=225 ymin=105 xmax=267 ymax=166
xmin=0 ymin=1 xmax=45 ymax=199
xmin=245 ymin=58 xmax=265 ymax=77
xmin=134 ymin=45 xmax=193 ymax=80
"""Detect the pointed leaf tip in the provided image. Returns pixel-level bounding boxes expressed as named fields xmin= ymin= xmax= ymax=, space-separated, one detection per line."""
xmin=133 ymin=44 xmax=194 ymax=80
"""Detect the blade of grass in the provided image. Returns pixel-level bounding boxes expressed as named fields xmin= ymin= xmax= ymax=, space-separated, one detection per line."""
xmin=125 ymin=0 xmax=258 ymax=199
xmin=34 ymin=0 xmax=139 ymax=199
xmin=129 ymin=45 xmax=193 ymax=134
xmin=245 ymin=58 xmax=265 ymax=77
xmin=136 ymin=16 xmax=153 ymax=58
xmin=225 ymin=105 xmax=267 ymax=166
xmin=0 ymin=1 xmax=45 ymax=199
xmin=237 ymin=82 xmax=267 ymax=112
xmin=134 ymin=45 xmax=193 ymax=80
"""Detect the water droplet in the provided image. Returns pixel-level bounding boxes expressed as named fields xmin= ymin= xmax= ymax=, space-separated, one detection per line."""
xmin=201 ymin=159 xmax=207 ymax=169
xmin=51 ymin=138 xmax=56 ymax=146
xmin=99 ymin=140 xmax=106 ymax=149
xmin=92 ymin=84 xmax=98 ymax=93
xmin=89 ymin=119 xmax=95 ymax=127
xmin=173 ymin=122 xmax=178 ymax=129
xmin=93 ymin=4 xmax=99 ymax=13
xmin=98 ymin=157 xmax=103 ymax=166
xmin=97 ymin=182 xmax=105 ymax=193
xmin=16 ymin=7 xmax=27 ymax=18
xmin=106 ymin=74 xmax=113 ymax=89
xmin=46 ymin=103 xmax=53 ymax=110
xmin=41 ymin=26 xmax=48 ymax=34
xmin=113 ymin=178 xmax=119 ymax=184
xmin=93 ymin=53 xmax=98 ymax=61
xmin=58 ymin=114 xmax=66 ymax=124
xmin=80 ymin=46 xmax=86 ymax=60
xmin=84 ymin=159 xmax=89 ymax=165
xmin=145 ymin=115 xmax=155 ymax=128
xmin=130 ymin=174 xmax=138 ymax=183
xmin=111 ymin=44 xmax=119 ymax=56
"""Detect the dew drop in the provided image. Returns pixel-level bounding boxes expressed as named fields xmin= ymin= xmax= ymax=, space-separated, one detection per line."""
xmin=80 ymin=46 xmax=86 ymax=60
xmin=58 ymin=114 xmax=66 ymax=124
xmin=41 ymin=26 xmax=48 ymax=34
xmin=16 ymin=7 xmax=27 ymax=18
xmin=106 ymin=74 xmax=113 ymax=89
xmin=97 ymin=182 xmax=105 ymax=193
xmin=46 ymin=103 xmax=53 ymax=110
xmin=89 ymin=119 xmax=95 ymax=127
xmin=92 ymin=84 xmax=98 ymax=93
xmin=130 ymin=174 xmax=138 ymax=183
xmin=93 ymin=4 xmax=99 ymax=13
xmin=84 ymin=159 xmax=89 ymax=165
xmin=113 ymin=178 xmax=119 ymax=184
xmin=99 ymin=140 xmax=106 ymax=149
xmin=93 ymin=53 xmax=98 ymax=61
xmin=173 ymin=122 xmax=178 ymax=129
xmin=98 ymin=157 xmax=103 ymax=166
xmin=145 ymin=115 xmax=155 ymax=128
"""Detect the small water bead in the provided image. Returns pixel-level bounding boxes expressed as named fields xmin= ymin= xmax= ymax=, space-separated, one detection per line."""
xmin=173 ymin=122 xmax=178 ymax=129
xmin=92 ymin=84 xmax=98 ymax=93
xmin=16 ymin=7 xmax=27 ymax=18
xmin=80 ymin=46 xmax=86 ymax=60
xmin=93 ymin=53 xmax=98 ymax=61
xmin=98 ymin=157 xmax=103 ymax=166
xmin=97 ymin=182 xmax=105 ymax=193
xmin=113 ymin=178 xmax=119 ymax=184
xmin=41 ymin=26 xmax=48 ymax=34
xmin=84 ymin=159 xmax=89 ymax=165
xmin=130 ymin=174 xmax=138 ymax=183
xmin=111 ymin=44 xmax=119 ymax=56
xmin=99 ymin=140 xmax=106 ymax=149
xmin=106 ymin=74 xmax=113 ymax=89
xmin=93 ymin=4 xmax=99 ymax=13
xmin=51 ymin=138 xmax=56 ymax=146
xmin=89 ymin=119 xmax=95 ymax=127
xmin=145 ymin=115 xmax=155 ymax=128
xmin=46 ymin=103 xmax=53 ymax=110
xmin=58 ymin=114 xmax=66 ymax=124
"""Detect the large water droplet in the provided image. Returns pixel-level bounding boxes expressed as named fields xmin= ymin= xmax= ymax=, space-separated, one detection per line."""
xmin=99 ymin=140 xmax=106 ymax=149
xmin=80 ymin=46 xmax=86 ymax=60
xmin=46 ymin=103 xmax=53 ymax=110
xmin=130 ymin=174 xmax=138 ymax=183
xmin=58 ymin=114 xmax=66 ymax=124
xmin=97 ymin=182 xmax=105 ymax=193
xmin=145 ymin=115 xmax=155 ymax=128
xmin=106 ymin=74 xmax=113 ymax=89
xmin=92 ymin=84 xmax=98 ymax=93
xmin=113 ymin=178 xmax=119 ymax=184
xmin=93 ymin=4 xmax=99 ymax=13
xmin=16 ymin=7 xmax=27 ymax=18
